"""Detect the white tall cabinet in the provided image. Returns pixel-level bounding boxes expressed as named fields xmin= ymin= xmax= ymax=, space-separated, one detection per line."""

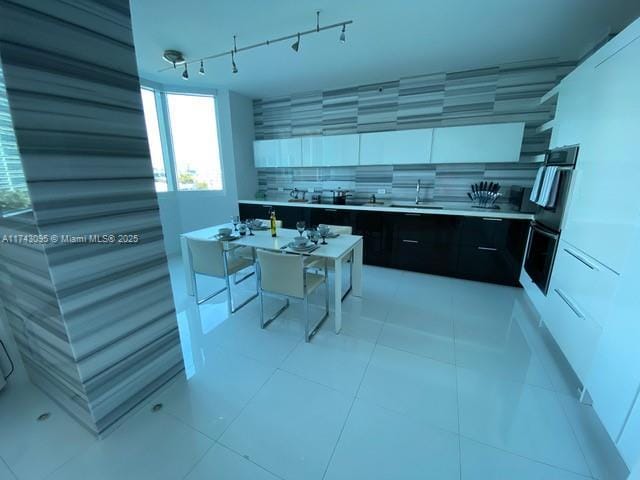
xmin=359 ymin=128 xmax=432 ymax=165
xmin=538 ymin=17 xmax=640 ymax=469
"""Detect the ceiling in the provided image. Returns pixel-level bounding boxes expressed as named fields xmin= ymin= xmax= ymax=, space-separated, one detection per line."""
xmin=130 ymin=0 xmax=640 ymax=99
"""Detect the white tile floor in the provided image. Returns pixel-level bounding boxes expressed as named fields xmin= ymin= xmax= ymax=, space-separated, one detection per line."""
xmin=0 ymin=256 xmax=629 ymax=480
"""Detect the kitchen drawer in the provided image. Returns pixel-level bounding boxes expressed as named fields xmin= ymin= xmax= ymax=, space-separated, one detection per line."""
xmin=459 ymin=217 xmax=510 ymax=247
xmin=392 ymin=236 xmax=458 ymax=275
xmin=544 ymin=285 xmax=603 ymax=383
xmin=456 ymin=245 xmax=518 ymax=286
xmin=551 ymin=241 xmax=618 ymax=328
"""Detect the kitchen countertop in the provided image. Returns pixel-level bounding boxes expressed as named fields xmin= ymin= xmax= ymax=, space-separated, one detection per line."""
xmin=239 ymin=199 xmax=535 ymax=220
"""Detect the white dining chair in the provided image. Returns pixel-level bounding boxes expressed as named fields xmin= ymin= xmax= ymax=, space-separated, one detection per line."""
xmin=256 ymin=249 xmax=329 ymax=342
xmin=186 ymin=237 xmax=257 ymax=313
xmin=310 ymin=224 xmax=353 ymax=300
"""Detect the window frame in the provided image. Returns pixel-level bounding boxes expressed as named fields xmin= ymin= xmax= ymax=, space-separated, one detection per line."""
xmin=140 ymin=81 xmax=225 ymax=194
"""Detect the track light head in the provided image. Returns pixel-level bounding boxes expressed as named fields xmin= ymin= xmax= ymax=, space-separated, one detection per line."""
xmin=291 ymin=33 xmax=300 ymax=52
xmin=199 ymin=60 xmax=205 ymax=75
xmin=182 ymin=63 xmax=189 ymax=80
xmin=231 ymin=51 xmax=238 ymax=74
xmin=340 ymin=24 xmax=346 ymax=43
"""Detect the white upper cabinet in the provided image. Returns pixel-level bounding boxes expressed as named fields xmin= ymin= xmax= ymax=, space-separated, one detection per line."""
xmin=561 ymin=33 xmax=640 ymax=273
xmin=359 ymin=129 xmax=433 ymax=165
xmin=431 ymin=122 xmax=525 ymax=164
xmin=253 ymin=138 xmax=302 ymax=168
xmin=301 ymin=134 xmax=360 ymax=167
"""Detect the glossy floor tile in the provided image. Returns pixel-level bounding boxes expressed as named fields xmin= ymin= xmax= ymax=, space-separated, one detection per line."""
xmin=460 ymin=437 xmax=591 ymax=480
xmin=47 ymin=409 xmax=212 ymax=480
xmin=219 ymin=370 xmax=353 ymax=480
xmin=457 ymin=367 xmax=591 ymax=476
xmin=0 ymin=256 xmax=627 ymax=480
xmin=324 ymin=398 xmax=460 ymax=480
xmin=184 ymin=444 xmax=279 ymax=480
xmin=358 ymin=344 xmax=458 ymax=433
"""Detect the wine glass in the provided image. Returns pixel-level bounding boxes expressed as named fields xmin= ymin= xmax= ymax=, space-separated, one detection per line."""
xmin=296 ymin=220 xmax=306 ymax=237
xmin=318 ymin=224 xmax=330 ymax=245
xmin=231 ymin=215 xmax=240 ymax=231
xmin=307 ymin=230 xmax=320 ymax=246
xmin=245 ymin=218 xmax=255 ymax=236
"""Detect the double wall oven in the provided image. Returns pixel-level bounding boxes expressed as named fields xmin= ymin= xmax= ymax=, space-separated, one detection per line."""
xmin=524 ymin=145 xmax=578 ymax=294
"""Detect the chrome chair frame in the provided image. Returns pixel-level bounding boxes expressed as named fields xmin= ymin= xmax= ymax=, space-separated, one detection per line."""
xmin=257 ymin=254 xmax=330 ymax=342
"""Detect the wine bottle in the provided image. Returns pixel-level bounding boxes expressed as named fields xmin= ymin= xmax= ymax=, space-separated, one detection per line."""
xmin=270 ymin=210 xmax=277 ymax=237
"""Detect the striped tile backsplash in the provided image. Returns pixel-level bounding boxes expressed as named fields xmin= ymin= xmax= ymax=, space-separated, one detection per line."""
xmin=257 ymin=163 xmax=538 ymax=205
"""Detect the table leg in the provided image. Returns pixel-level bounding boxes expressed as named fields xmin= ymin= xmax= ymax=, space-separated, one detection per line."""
xmin=352 ymin=239 xmax=363 ymax=297
xmin=181 ymin=236 xmax=195 ymax=296
xmin=333 ymin=257 xmax=342 ymax=334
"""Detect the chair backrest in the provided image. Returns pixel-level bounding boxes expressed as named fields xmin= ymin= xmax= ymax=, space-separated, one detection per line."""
xmin=327 ymin=225 xmax=352 ymax=235
xmin=187 ymin=237 xmax=226 ymax=277
xmin=256 ymin=218 xmax=283 ymax=228
xmin=257 ymin=249 xmax=305 ymax=298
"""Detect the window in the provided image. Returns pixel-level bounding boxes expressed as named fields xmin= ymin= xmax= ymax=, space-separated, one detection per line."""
xmin=139 ymin=86 xmax=223 ymax=193
xmin=140 ymin=88 xmax=168 ymax=192
xmin=0 ymin=63 xmax=30 ymax=215
xmin=166 ymin=93 xmax=223 ymax=191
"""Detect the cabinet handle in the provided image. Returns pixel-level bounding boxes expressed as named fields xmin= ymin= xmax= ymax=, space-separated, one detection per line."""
xmin=554 ymin=288 xmax=584 ymax=319
xmin=404 ymin=213 xmax=421 ymax=217
xmin=264 ymin=205 xmax=273 ymax=209
xmin=324 ymin=209 xmax=338 ymax=212
xmin=402 ymin=239 xmax=419 ymax=244
xmin=482 ymin=217 xmax=503 ymax=222
xmin=477 ymin=246 xmax=497 ymax=251
xmin=564 ymin=248 xmax=597 ymax=271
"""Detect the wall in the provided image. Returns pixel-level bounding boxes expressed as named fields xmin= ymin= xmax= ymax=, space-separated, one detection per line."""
xmin=155 ymin=88 xmax=256 ymax=255
xmin=258 ymin=162 xmax=538 ymax=205
xmin=254 ymin=59 xmax=574 ymax=160
xmin=0 ymin=0 xmax=181 ymax=435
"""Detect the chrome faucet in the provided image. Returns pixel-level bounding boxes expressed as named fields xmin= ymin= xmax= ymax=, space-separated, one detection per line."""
xmin=415 ymin=179 xmax=421 ymax=204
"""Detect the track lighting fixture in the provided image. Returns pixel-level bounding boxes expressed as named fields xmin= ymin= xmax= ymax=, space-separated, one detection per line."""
xmin=160 ymin=12 xmax=353 ymax=79
xmin=231 ymin=51 xmax=238 ymax=74
xmin=291 ymin=33 xmax=300 ymax=52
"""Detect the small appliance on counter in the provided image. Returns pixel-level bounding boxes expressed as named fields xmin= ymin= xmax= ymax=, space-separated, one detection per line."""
xmin=0 ymin=339 xmax=15 ymax=391
xmin=288 ymin=188 xmax=308 ymax=202
xmin=467 ymin=182 xmax=501 ymax=209
xmin=332 ymin=188 xmax=352 ymax=205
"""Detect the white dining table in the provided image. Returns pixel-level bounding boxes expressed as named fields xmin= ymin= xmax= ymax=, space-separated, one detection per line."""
xmin=180 ymin=224 xmax=363 ymax=333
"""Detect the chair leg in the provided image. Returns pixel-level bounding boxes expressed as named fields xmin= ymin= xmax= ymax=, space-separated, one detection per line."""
xmin=194 ymin=273 xmax=228 ymax=305
xmin=262 ymin=297 xmax=290 ymax=329
xmin=234 ymin=269 xmax=255 ymax=285
xmin=305 ymin=261 xmax=330 ymax=342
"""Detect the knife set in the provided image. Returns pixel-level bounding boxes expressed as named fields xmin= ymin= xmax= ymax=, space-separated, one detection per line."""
xmin=468 ymin=182 xmax=501 ymax=209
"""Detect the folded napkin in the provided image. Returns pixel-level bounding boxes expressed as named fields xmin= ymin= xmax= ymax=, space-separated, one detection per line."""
xmin=530 ymin=166 xmax=546 ymax=203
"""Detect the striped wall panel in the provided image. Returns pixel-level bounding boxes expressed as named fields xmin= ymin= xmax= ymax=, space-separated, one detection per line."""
xmin=253 ymin=59 xmax=574 ymax=160
xmin=257 ymin=162 xmax=538 ymax=205
xmin=0 ymin=0 xmax=181 ymax=435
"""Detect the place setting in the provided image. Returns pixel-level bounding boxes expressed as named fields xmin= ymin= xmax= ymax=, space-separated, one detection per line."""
xmin=280 ymin=221 xmax=322 ymax=253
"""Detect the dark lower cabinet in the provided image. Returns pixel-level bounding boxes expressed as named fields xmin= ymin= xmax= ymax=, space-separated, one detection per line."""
xmin=354 ymin=210 xmax=392 ymax=267
xmin=309 ymin=208 xmax=355 ymax=230
xmin=238 ymin=202 xmax=528 ymax=286
xmin=391 ymin=213 xmax=460 ymax=276
xmin=238 ymin=203 xmax=308 ymax=229
xmin=455 ymin=217 xmax=528 ymax=286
